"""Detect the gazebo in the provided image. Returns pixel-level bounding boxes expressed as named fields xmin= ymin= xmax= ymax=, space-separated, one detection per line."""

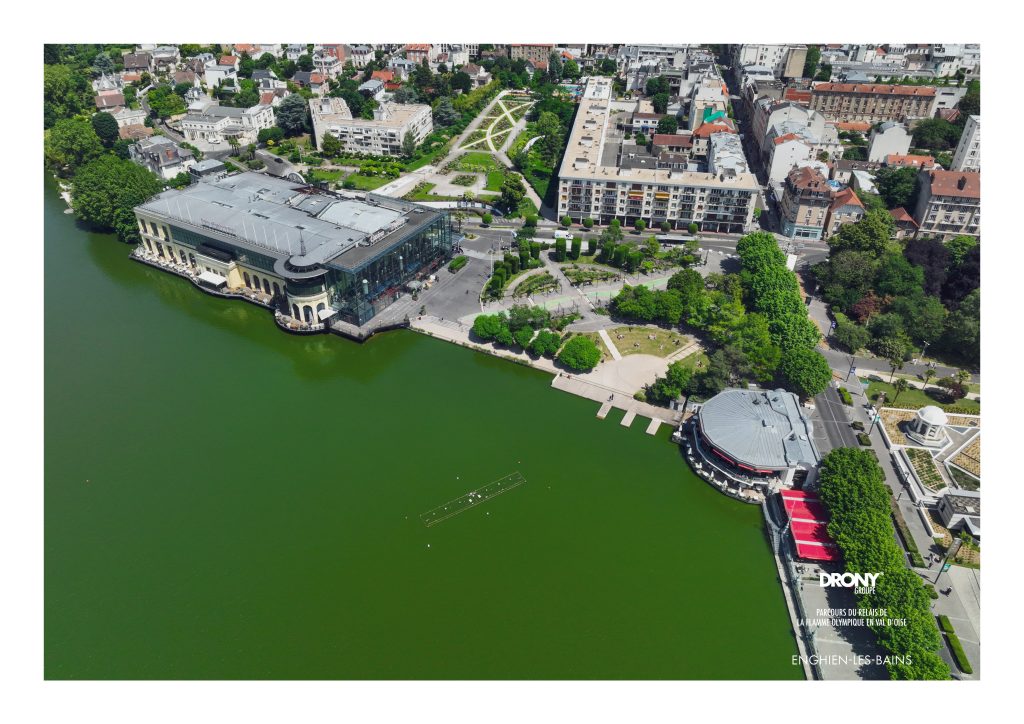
xmin=906 ymin=405 xmax=949 ymax=448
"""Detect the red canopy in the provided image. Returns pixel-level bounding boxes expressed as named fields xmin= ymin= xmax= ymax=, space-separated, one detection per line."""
xmin=780 ymin=490 xmax=841 ymax=562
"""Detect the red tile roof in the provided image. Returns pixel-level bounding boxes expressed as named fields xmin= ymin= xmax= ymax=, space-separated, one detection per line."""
xmin=783 ymin=88 xmax=811 ymax=103
xmin=405 ymin=44 xmax=430 ymax=52
xmin=260 ymin=92 xmax=275 ymax=105
xmin=834 ymin=121 xmax=872 ymax=132
xmin=772 ymin=132 xmax=805 ymax=145
xmin=889 ymin=207 xmax=918 ymax=227
xmin=813 ymin=82 xmax=936 ymax=97
xmin=233 ymin=44 xmax=256 ymax=54
xmin=928 ymin=170 xmax=980 ymax=199
xmin=786 ymin=165 xmax=830 ymax=190
xmin=885 ymin=154 xmax=936 ymax=169
xmin=831 ymin=187 xmax=863 ymax=210
xmin=95 ymin=92 xmax=125 ymax=109
xmin=692 ymin=122 xmax=735 ymax=139
xmin=652 ymin=133 xmax=692 ymax=148
xmin=371 ymin=69 xmax=394 ymax=82
xmin=219 ymin=55 xmax=238 ymax=65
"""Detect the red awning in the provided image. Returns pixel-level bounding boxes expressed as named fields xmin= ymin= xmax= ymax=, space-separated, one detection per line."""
xmin=781 ymin=490 xmax=842 ymax=563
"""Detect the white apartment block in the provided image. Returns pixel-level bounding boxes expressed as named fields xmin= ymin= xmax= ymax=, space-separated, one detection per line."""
xmin=732 ymin=44 xmax=807 ymax=80
xmin=309 ymin=98 xmax=433 ymax=156
xmin=951 ymin=115 xmax=980 ymax=172
xmin=556 ymin=77 xmax=759 ymax=233
xmin=180 ymin=103 xmax=275 ymax=146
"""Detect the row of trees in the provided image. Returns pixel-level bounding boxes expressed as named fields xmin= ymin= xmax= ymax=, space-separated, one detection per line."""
xmin=817 ymin=448 xmax=951 ymax=680
xmin=813 ymin=210 xmax=980 ymax=367
xmin=470 ymin=306 xmax=601 ymax=371
xmin=736 ymin=232 xmax=831 ymax=398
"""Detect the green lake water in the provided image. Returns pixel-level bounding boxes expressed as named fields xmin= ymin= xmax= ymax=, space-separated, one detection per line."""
xmin=44 ymin=178 xmax=801 ymax=679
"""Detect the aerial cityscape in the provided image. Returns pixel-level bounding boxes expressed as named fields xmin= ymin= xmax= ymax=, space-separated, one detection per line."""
xmin=43 ymin=40 xmax=981 ymax=685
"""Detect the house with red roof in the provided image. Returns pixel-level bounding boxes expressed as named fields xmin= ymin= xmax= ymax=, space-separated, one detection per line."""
xmin=825 ymin=187 xmax=865 ymax=238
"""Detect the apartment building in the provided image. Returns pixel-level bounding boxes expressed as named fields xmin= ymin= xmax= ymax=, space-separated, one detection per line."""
xmin=809 ymin=83 xmax=937 ymax=123
xmin=509 ymin=44 xmax=555 ymax=64
xmin=309 ymin=97 xmax=433 ymax=156
xmin=556 ymin=77 xmax=759 ymax=233
xmin=129 ymin=136 xmax=195 ymax=180
xmin=732 ymin=44 xmax=807 ymax=80
xmin=779 ymin=166 xmax=832 ymax=240
xmin=951 ymin=115 xmax=980 ymax=172
xmin=913 ymin=170 xmax=981 ymax=240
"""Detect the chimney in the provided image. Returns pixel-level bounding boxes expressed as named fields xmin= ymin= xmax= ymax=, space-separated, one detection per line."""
xmin=957 ymin=175 xmax=967 ymax=190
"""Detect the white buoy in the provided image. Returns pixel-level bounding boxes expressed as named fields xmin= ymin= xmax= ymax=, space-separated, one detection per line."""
xmin=427 ymin=544 xmax=431 ymax=548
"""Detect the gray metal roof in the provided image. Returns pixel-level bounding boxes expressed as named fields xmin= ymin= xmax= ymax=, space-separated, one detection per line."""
xmin=699 ymin=388 xmax=819 ymax=470
xmin=135 ymin=172 xmax=440 ymax=275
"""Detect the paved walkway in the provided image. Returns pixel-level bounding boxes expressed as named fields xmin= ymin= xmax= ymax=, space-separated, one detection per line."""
xmin=598 ymin=329 xmax=623 ymax=360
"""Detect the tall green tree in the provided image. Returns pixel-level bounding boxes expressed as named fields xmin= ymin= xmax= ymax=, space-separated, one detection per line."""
xmin=45 ymin=117 xmax=104 ymax=174
xmin=91 ymin=111 xmax=120 ymax=147
xmin=70 ymin=155 xmax=163 ymax=242
xmin=779 ymin=346 xmax=832 ymax=398
xmin=275 ymin=93 xmax=309 ymax=136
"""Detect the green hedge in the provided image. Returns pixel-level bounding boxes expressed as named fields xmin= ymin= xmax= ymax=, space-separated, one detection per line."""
xmin=946 ymin=632 xmax=973 ymax=674
xmin=838 ymin=387 xmax=853 ymax=405
xmin=857 ymin=433 xmax=871 ymax=446
xmin=937 ymin=614 xmax=954 ymax=634
xmin=448 ymin=255 xmax=468 ymax=273
xmin=924 ymin=584 xmax=939 ymax=600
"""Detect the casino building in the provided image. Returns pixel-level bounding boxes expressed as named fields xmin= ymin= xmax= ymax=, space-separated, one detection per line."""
xmin=133 ymin=172 xmax=452 ymax=328
xmin=678 ymin=388 xmax=821 ymax=495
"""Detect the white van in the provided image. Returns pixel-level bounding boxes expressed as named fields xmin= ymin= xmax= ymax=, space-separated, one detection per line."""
xmin=553 ymin=230 xmax=573 ymax=241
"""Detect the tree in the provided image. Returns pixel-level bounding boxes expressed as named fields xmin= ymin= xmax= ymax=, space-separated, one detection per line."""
xmin=646 ymin=360 xmax=694 ymax=405
xmin=451 ymin=71 xmax=473 ymax=93
xmin=802 ymin=46 xmax=821 ymax=78
xmin=876 ymin=336 xmax=908 ymax=382
xmin=472 ymin=313 xmax=506 ymax=340
xmin=481 ymin=213 xmax=493 ymax=225
xmin=645 ymin=76 xmax=670 ymax=96
xmin=432 ymin=97 xmax=460 ymax=127
xmin=513 ymin=325 xmax=534 ymax=349
xmin=71 ymin=155 xmax=163 ymax=242
xmin=779 ymin=346 xmax=832 ymax=398
xmin=535 ymin=111 xmax=563 ymax=165
xmin=561 ymin=215 xmax=572 ymax=227
xmin=393 ymin=86 xmax=419 ymax=104
xmin=530 ymin=330 xmax=562 ymax=358
xmin=874 ymin=166 xmax=920 ymax=210
xmin=557 ymin=335 xmax=602 ymax=371
xmin=45 ymin=117 xmax=104 ymax=174
xmin=147 ymin=84 xmax=187 ymax=118
xmin=258 ymin=126 xmax=285 ymax=144
xmin=892 ymin=378 xmax=910 ymax=403
xmin=656 ymin=116 xmax=678 ymax=135
xmin=903 ymin=237 xmax=949 ymax=296
xmin=91 ymin=111 xmax=120 ymax=147
xmin=275 ymin=93 xmax=309 ymax=136
xmin=634 ymin=219 xmax=646 ymax=233
xmin=912 ymin=118 xmax=961 ymax=151
xmin=832 ymin=312 xmax=871 ymax=354
xmin=401 ymin=131 xmax=417 ymax=157
xmin=570 ymin=237 xmax=581 ymax=260
xmin=688 ymin=222 xmax=698 ymax=235
xmin=500 ymin=173 xmax=526 ymax=214
xmin=554 ymin=238 xmax=567 ymax=262
xmin=92 ymin=51 xmax=115 ymax=76
xmin=945 ymin=235 xmax=978 ymax=268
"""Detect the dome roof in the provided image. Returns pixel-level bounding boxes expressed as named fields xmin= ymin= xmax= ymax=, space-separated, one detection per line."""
xmin=917 ymin=405 xmax=948 ymax=426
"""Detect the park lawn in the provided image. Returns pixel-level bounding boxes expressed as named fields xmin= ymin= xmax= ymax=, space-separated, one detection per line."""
xmin=862 ymin=379 xmax=980 ymax=413
xmin=673 ymin=350 xmax=710 ymax=374
xmin=608 ymin=326 xmax=691 ymax=358
xmin=485 ymin=169 xmax=505 ymax=192
xmin=454 ymin=151 xmax=502 ymax=171
xmin=310 ymin=169 xmax=346 ymax=182
xmin=344 ymin=173 xmax=392 ymax=190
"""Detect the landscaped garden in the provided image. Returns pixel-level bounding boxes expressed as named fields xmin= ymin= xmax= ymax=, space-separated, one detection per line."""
xmin=561 ymin=264 xmax=621 ymax=286
xmin=512 ymin=271 xmax=560 ymax=298
xmin=905 ymin=447 xmax=946 ymax=492
xmin=862 ymin=378 xmax=980 ymax=414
